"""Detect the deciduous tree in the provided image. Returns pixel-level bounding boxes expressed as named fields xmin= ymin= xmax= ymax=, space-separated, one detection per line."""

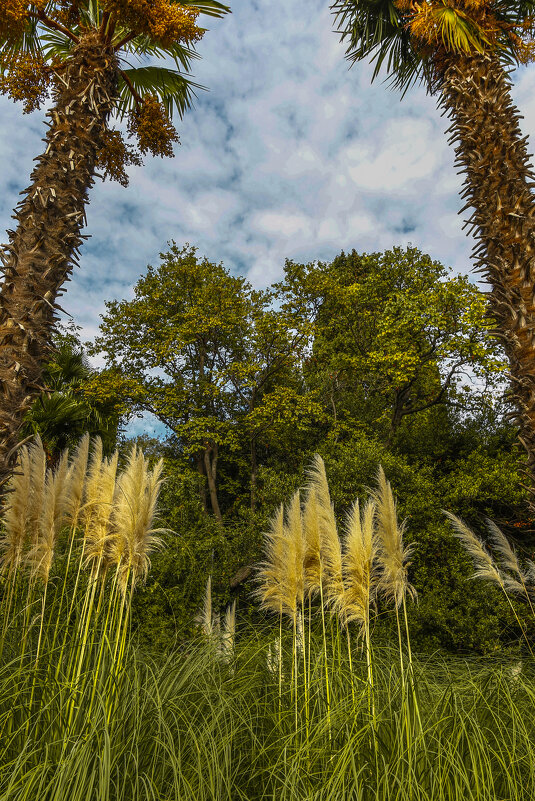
xmin=91 ymin=244 xmax=320 ymax=522
xmin=278 ymin=246 xmax=505 ymax=443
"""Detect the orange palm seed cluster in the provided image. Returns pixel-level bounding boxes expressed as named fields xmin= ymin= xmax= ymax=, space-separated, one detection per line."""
xmin=128 ymin=94 xmax=180 ymax=158
xmin=0 ymin=52 xmax=51 ymax=113
xmin=96 ymin=128 xmax=143 ymax=187
xmin=102 ymin=0 xmax=204 ymax=47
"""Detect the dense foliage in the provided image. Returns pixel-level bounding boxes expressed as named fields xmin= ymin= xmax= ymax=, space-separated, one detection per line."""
xmin=48 ymin=242 xmax=529 ymax=655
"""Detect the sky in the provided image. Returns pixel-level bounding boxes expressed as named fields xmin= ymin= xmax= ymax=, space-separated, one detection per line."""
xmin=1 ymin=0 xmax=535 ymax=437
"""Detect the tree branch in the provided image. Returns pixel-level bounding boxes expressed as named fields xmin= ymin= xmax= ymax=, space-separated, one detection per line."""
xmin=30 ymin=10 xmax=79 ymax=43
xmin=119 ymin=69 xmax=143 ymax=106
xmin=114 ymin=32 xmax=137 ymax=51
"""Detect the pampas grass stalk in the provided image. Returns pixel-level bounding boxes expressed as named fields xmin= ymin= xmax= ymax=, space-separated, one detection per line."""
xmin=374 ymin=466 xmax=416 ymax=666
xmin=105 ymin=448 xmax=165 ymax=722
xmin=341 ymin=498 xmax=378 ymax=711
xmin=221 ymin=600 xmax=236 ymax=665
xmin=304 ymin=456 xmax=343 ymax=737
xmin=374 ymin=465 xmax=420 ymax=778
xmin=0 ymin=445 xmax=32 ymax=650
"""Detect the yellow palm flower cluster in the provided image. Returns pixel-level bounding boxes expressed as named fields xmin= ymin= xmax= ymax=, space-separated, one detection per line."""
xmin=128 ymin=94 xmax=180 ymax=158
xmin=0 ymin=0 xmax=36 ymax=41
xmin=0 ymin=52 xmax=51 ymax=114
xmin=103 ymin=0 xmax=203 ymax=49
xmin=393 ymin=0 xmax=535 ymax=64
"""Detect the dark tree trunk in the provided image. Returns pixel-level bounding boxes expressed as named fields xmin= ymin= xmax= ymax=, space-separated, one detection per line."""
xmin=204 ymin=443 xmax=222 ymax=523
xmin=439 ymin=53 xmax=535 ymax=504
xmin=0 ymin=32 xmax=118 ymax=488
xmin=250 ymin=435 xmax=257 ymax=513
xmin=196 ymin=452 xmax=208 ymax=513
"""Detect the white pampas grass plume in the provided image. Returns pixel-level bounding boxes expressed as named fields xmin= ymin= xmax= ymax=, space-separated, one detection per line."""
xmin=484 ymin=518 xmax=525 ymax=595
xmin=339 ymin=498 xmax=378 ymax=631
xmin=286 ymin=489 xmax=306 ymax=611
xmin=303 ymin=488 xmax=322 ymax=597
xmin=256 ymin=492 xmax=306 ymax=623
xmin=0 ymin=446 xmax=31 ymax=575
xmin=256 ymin=504 xmax=288 ymax=617
xmin=84 ymin=451 xmax=119 ymax=571
xmin=29 ymin=453 xmax=68 ymax=582
xmin=444 ymin=511 xmax=503 ymax=587
xmin=64 ymin=433 xmax=90 ymax=529
xmin=196 ymin=575 xmax=215 ymax=636
xmin=306 ymin=454 xmax=343 ymax=604
xmin=221 ymin=600 xmax=236 ymax=661
xmin=113 ymin=448 xmax=165 ymax=593
xmin=374 ymin=466 xmax=415 ymax=608
xmin=81 ymin=437 xmax=104 ymax=532
xmin=51 ymin=449 xmax=70 ymax=535
xmin=27 ymin=437 xmax=46 ymax=545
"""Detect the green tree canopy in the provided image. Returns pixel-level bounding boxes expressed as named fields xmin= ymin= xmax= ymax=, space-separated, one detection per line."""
xmin=277 ymin=246 xmax=506 ymax=443
xmin=91 ymin=244 xmax=322 ymax=521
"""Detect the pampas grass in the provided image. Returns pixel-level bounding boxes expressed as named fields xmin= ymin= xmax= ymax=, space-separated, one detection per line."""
xmin=306 ymin=454 xmax=343 ymax=604
xmin=2 ymin=446 xmax=535 ymax=800
xmin=0 ymin=433 xmax=166 ymax=739
xmin=373 ymin=466 xmax=416 ymax=608
xmin=340 ymin=498 xmax=377 ymax=632
xmin=444 ymin=512 xmax=535 ymax=655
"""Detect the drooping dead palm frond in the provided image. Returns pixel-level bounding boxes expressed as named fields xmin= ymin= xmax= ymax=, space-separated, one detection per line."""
xmin=339 ymin=498 xmax=378 ymax=631
xmin=306 ymin=454 xmax=343 ymax=604
xmin=0 ymin=445 xmax=31 ymax=575
xmin=444 ymin=511 xmax=504 ymax=588
xmin=374 ymin=466 xmax=416 ymax=608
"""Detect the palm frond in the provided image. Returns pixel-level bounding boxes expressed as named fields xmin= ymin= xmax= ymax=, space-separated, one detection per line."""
xmin=123 ymin=36 xmax=200 ymax=72
xmin=116 ymin=66 xmax=202 ymax=118
xmin=174 ymin=0 xmax=231 ymax=19
xmin=38 ymin=28 xmax=75 ymax=63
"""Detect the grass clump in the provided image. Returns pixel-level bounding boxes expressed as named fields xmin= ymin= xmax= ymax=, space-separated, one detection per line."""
xmin=1 ymin=448 xmax=535 ymax=799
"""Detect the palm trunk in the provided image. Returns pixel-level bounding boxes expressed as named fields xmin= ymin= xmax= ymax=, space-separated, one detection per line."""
xmin=0 ymin=32 xmax=118 ymax=488
xmin=438 ymin=52 xmax=535 ymax=503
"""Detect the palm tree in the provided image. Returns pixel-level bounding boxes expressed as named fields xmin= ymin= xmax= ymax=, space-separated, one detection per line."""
xmin=0 ymin=0 xmax=228 ymax=488
xmin=331 ymin=0 xmax=535 ymax=501
xmin=22 ymin=342 xmax=120 ymax=462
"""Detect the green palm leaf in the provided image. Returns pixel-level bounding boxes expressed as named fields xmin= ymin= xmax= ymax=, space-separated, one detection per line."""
xmin=331 ymin=0 xmax=535 ymax=93
xmin=117 ymin=65 xmax=202 ymax=118
xmin=172 ymin=0 xmax=230 ymax=18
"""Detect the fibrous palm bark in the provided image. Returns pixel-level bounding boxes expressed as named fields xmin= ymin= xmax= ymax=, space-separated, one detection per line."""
xmin=438 ymin=53 xmax=535 ymax=501
xmin=0 ymin=32 xmax=118 ymax=486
